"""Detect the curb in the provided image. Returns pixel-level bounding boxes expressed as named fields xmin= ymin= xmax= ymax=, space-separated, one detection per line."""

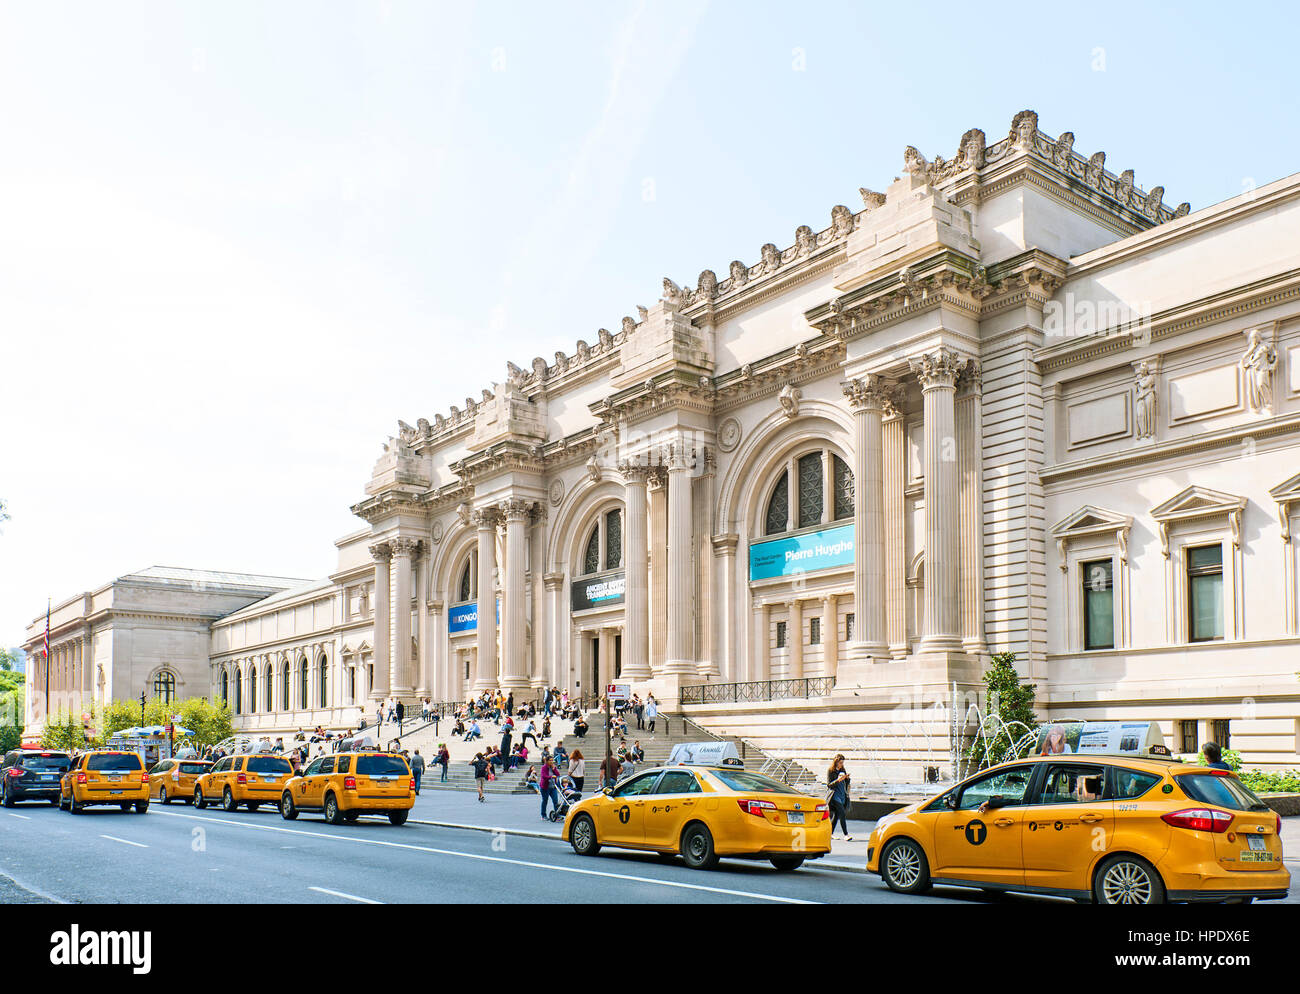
xmin=407 ymin=818 xmax=871 ymax=873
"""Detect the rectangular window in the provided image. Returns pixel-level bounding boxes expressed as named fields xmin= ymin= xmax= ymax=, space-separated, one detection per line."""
xmin=810 ymin=617 xmax=821 ymax=645
xmin=1178 ymin=720 xmax=1198 ymax=756
xmin=1211 ymin=719 xmax=1230 ymax=750
xmin=845 ymin=613 xmax=855 ymax=641
xmin=1187 ymin=544 xmax=1224 ymax=642
xmin=775 ymin=621 xmax=787 ymax=649
xmin=1081 ymin=559 xmax=1115 ymax=650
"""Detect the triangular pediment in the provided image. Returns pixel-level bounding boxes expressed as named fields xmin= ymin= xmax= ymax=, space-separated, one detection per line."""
xmin=1050 ymin=505 xmax=1133 ymax=538
xmin=1269 ymin=472 xmax=1300 ymax=503
xmin=1150 ymin=486 xmax=1246 ymax=522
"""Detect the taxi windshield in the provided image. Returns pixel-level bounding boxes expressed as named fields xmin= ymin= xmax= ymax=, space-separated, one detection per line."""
xmin=87 ymin=753 xmax=143 ymax=772
xmin=246 ymin=757 xmax=293 ymax=775
xmin=356 ymin=755 xmax=408 ymax=776
xmin=1176 ymin=772 xmax=1269 ymax=812
xmin=710 ymin=769 xmax=796 ymax=794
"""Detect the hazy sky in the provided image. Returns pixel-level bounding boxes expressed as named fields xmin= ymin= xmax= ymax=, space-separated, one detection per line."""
xmin=2 ymin=0 xmax=1297 ymax=647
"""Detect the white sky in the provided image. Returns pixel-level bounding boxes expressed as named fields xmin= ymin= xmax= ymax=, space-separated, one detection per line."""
xmin=2 ymin=1 xmax=1296 ymax=647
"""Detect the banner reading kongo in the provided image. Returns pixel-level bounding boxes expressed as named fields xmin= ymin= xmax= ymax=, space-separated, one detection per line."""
xmin=447 ymin=599 xmax=499 ymax=633
xmin=571 ymin=573 xmax=625 ymax=612
xmin=748 ymin=524 xmax=855 ymax=581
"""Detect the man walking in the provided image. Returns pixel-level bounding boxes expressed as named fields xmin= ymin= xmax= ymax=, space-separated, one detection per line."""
xmin=410 ymin=749 xmax=425 ymax=796
xmin=395 ymin=699 xmax=405 ymax=735
xmin=645 ymin=695 xmax=658 ymax=734
xmin=437 ymin=743 xmax=450 ymax=782
xmin=600 ymin=751 xmax=622 ymax=790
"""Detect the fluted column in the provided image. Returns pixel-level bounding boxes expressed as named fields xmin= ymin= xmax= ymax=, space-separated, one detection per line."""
xmin=821 ymin=594 xmax=839 ymax=678
xmin=843 ymin=375 xmax=893 ymax=661
xmin=368 ymin=543 xmax=391 ymax=700
xmin=957 ymin=366 xmax=988 ymax=655
xmin=543 ymin=572 xmax=566 ymax=692
xmin=664 ymin=443 xmax=695 ymax=674
xmin=473 ymin=508 xmax=499 ymax=691
xmin=712 ymin=534 xmax=738 ymax=681
xmin=883 ymin=412 xmax=907 ymax=658
xmin=390 ymin=537 xmax=418 ymax=697
xmin=787 ymin=599 xmax=804 ymax=679
xmin=911 ymin=347 xmax=968 ymax=653
xmin=620 ymin=461 xmax=651 ymax=680
xmin=500 ymin=499 xmax=532 ymax=692
xmin=753 ymin=602 xmax=770 ymax=681
xmin=416 ymin=548 xmax=432 ymax=698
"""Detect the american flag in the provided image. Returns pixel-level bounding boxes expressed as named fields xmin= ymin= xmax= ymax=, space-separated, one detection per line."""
xmin=43 ymin=600 xmax=50 ymax=661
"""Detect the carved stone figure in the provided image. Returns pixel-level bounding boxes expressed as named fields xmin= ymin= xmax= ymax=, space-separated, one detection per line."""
xmin=697 ymin=269 xmax=717 ymax=299
xmin=1241 ymin=328 xmax=1278 ymax=412
xmin=1009 ymin=109 xmax=1038 ymax=147
xmin=795 ymin=225 xmax=814 ymax=256
xmin=1052 ymin=131 xmax=1074 ymax=166
xmin=903 ymin=145 xmax=929 ymax=179
xmin=554 ymin=351 xmax=569 ymax=375
xmin=575 ymin=340 xmax=591 ymax=363
xmin=614 ymin=321 xmax=630 ymax=343
xmin=1116 ymin=169 xmax=1134 ymax=204
xmin=831 ymin=204 xmax=854 ymax=236
xmin=778 ymin=383 xmax=801 ymax=419
xmin=506 ymin=360 xmax=526 ymax=385
xmin=532 ymin=357 xmax=549 ymax=381
xmin=957 ymin=128 xmax=986 ymax=170
xmin=729 ymin=260 xmax=748 ymax=288
xmin=662 ymin=277 xmax=685 ymax=306
xmin=1134 ymin=361 xmax=1158 ymax=439
xmin=760 ymin=243 xmax=780 ymax=273
xmin=1085 ymin=150 xmax=1106 ymax=187
xmin=1143 ymin=186 xmax=1164 ymax=218
xmin=586 ymin=455 xmax=602 ymax=483
xmin=859 ymin=188 xmax=886 ymax=210
xmin=481 ymin=388 xmax=494 ymax=404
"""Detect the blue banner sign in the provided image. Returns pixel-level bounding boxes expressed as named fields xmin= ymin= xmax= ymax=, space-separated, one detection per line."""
xmin=448 ymin=599 xmax=499 ymax=633
xmin=571 ymin=572 xmax=625 ymax=612
xmin=748 ymin=524 xmax=855 ymax=581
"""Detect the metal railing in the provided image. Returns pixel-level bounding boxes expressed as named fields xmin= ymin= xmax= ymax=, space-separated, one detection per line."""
xmin=679 ymin=677 xmax=835 ymax=706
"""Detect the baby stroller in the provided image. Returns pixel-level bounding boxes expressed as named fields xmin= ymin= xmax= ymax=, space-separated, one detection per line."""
xmin=546 ymin=779 xmax=582 ymax=822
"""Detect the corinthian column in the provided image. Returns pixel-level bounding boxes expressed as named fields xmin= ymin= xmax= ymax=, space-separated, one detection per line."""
xmin=843 ymin=375 xmax=894 ymax=662
xmin=368 ymin=543 xmax=391 ymax=700
xmin=389 ymin=538 xmax=418 ymax=698
xmin=415 ymin=545 xmax=432 ymax=698
xmin=500 ymin=499 xmax=532 ymax=692
xmin=910 ymin=347 xmax=968 ymax=653
xmin=619 ymin=461 xmax=651 ymax=681
xmin=664 ymin=443 xmax=695 ymax=674
xmin=473 ymin=508 xmax=499 ymax=691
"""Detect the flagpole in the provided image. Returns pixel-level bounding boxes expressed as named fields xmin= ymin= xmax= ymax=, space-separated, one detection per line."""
xmin=44 ymin=598 xmax=51 ymax=724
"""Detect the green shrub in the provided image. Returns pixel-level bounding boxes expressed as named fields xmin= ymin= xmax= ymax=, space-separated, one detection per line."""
xmin=1197 ymin=747 xmax=1242 ymax=771
xmin=1237 ymin=769 xmax=1300 ymax=794
xmin=964 ymin=651 xmax=1039 ymax=769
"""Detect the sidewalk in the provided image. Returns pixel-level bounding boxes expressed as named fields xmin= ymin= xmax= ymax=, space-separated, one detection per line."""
xmin=405 ymin=788 xmax=876 ymax=872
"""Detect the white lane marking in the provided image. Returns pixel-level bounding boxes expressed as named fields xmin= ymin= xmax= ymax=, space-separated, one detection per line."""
xmin=7 ymin=813 xmax=30 ymax=820
xmin=309 ymin=886 xmax=382 ymax=904
xmin=154 ymin=811 xmax=816 ymax=905
xmin=99 ymin=834 xmax=149 ymax=848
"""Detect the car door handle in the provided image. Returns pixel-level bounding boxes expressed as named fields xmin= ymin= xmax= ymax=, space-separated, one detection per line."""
xmin=993 ymin=818 xmax=1015 ymax=828
xmin=1080 ymin=813 xmax=1104 ymax=824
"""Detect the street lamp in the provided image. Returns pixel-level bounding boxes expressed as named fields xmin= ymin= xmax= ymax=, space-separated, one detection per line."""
xmin=139 ymin=691 xmax=146 ymax=727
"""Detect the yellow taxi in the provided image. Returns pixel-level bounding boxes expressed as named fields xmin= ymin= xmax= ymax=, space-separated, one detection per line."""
xmin=59 ymin=750 xmax=150 ymax=814
xmin=193 ymin=753 xmax=295 ymax=812
xmin=866 ymin=753 xmax=1290 ymax=904
xmin=563 ymin=761 xmax=830 ymax=870
xmin=278 ymin=751 xmax=415 ymax=826
xmin=147 ymin=758 xmax=211 ymax=804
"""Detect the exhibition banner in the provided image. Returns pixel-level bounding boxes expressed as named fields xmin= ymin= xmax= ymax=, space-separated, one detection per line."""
xmin=748 ymin=523 xmax=854 ymax=581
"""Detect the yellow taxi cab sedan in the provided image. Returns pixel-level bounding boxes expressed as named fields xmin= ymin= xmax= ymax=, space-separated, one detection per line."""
xmin=193 ymin=753 xmax=295 ymax=812
xmin=59 ymin=750 xmax=150 ymax=814
xmin=147 ymin=758 xmax=211 ymax=804
xmin=563 ymin=764 xmax=830 ymax=870
xmin=279 ymin=751 xmax=415 ymax=826
xmin=866 ymin=754 xmax=1289 ymax=904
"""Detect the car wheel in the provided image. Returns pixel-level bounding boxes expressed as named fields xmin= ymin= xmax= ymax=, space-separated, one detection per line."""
xmin=681 ymin=823 xmax=719 ymax=871
xmin=769 ymin=856 xmax=805 ymax=871
xmin=388 ymin=810 xmax=408 ymax=826
xmin=280 ymin=792 xmax=298 ymax=821
xmin=570 ymin=814 xmax=600 ymax=856
xmin=159 ymin=786 xmax=168 ymax=805
xmin=2 ymin=785 xmax=13 ymax=808
xmin=1094 ymin=854 xmax=1165 ymax=905
xmin=324 ymin=793 xmax=343 ymax=825
xmin=194 ymin=787 xmax=207 ymax=809
xmin=222 ymin=787 xmax=238 ymax=813
xmin=881 ymin=838 xmax=931 ymax=895
xmin=69 ymin=792 xmax=83 ymax=815
xmin=135 ymin=800 xmax=149 ymax=814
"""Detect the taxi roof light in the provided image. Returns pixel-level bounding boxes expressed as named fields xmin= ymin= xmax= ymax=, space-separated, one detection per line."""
xmin=1161 ymin=808 xmax=1233 ymax=833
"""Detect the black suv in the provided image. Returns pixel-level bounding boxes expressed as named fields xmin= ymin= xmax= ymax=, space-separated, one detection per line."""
xmin=2 ymin=749 xmax=72 ymax=806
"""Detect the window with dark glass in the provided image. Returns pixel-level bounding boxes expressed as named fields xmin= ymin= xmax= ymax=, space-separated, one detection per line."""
xmin=299 ymin=660 xmax=309 ymax=710
xmin=318 ymin=657 xmax=328 ymax=709
xmin=1178 ymin=720 xmax=1198 ymax=755
xmin=1211 ymin=719 xmax=1230 ymax=749
xmin=220 ymin=670 xmax=228 ymax=704
xmin=1187 ymin=544 xmax=1223 ymax=642
xmin=281 ymin=667 xmax=289 ymax=713
xmin=765 ymin=471 xmax=789 ymax=535
xmin=810 ymin=617 xmax=821 ymax=645
xmin=264 ymin=666 xmax=272 ymax=711
xmin=833 ymin=454 xmax=854 ymax=520
xmin=153 ymin=669 xmax=176 ymax=703
xmin=846 ymin=613 xmax=855 ymax=641
xmin=797 ymin=452 xmax=823 ymax=528
xmin=233 ymin=670 xmax=242 ymax=715
xmin=458 ymin=560 xmax=472 ymax=603
xmin=775 ymin=621 xmax=787 ymax=649
xmin=1081 ymin=559 xmax=1114 ymax=650
xmin=248 ymin=668 xmax=257 ymax=713
xmin=583 ymin=525 xmax=600 ymax=576
xmin=605 ymin=508 xmax=622 ymax=570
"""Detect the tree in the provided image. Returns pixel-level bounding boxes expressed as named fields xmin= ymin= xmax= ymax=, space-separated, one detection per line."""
xmin=0 ymin=668 xmax=24 ymax=753
xmin=0 ymin=647 xmax=19 ymax=672
xmin=964 ymin=651 xmax=1040 ymax=770
xmin=41 ymin=710 xmax=86 ymax=751
xmin=95 ymin=695 xmax=232 ymax=748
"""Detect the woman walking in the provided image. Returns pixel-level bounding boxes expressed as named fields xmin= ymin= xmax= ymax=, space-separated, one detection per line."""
xmin=471 ymin=752 xmax=489 ymax=802
xmin=645 ymin=695 xmax=658 ymax=734
xmin=437 ymin=743 xmax=450 ymax=782
xmin=568 ymin=749 xmax=585 ymax=794
xmin=827 ymin=754 xmax=852 ymax=841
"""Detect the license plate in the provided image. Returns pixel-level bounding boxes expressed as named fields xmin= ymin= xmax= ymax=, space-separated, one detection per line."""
xmin=787 ymin=812 xmax=805 ymax=825
xmin=1248 ymin=834 xmax=1267 ymax=851
xmin=110 ymin=790 xmax=123 ymax=795
xmin=107 ymin=775 xmax=121 ymax=782
xmin=41 ymin=775 xmax=56 ymax=781
xmin=1240 ymin=851 xmax=1273 ymax=862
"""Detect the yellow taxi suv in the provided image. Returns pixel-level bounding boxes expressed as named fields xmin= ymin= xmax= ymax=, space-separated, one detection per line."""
xmin=279 ymin=751 xmax=415 ymax=826
xmin=866 ymin=753 xmax=1289 ymax=904
xmin=193 ymin=753 xmax=295 ymax=812
xmin=147 ymin=758 xmax=211 ymax=805
xmin=59 ymin=750 xmax=150 ymax=814
xmin=563 ymin=762 xmax=830 ymax=870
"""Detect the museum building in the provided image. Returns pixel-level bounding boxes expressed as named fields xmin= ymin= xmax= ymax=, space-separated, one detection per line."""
xmin=27 ymin=112 xmax=1300 ymax=774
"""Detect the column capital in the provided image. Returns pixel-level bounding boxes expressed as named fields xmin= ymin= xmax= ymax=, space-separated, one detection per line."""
xmin=543 ymin=571 xmax=566 ymax=591
xmin=500 ymin=498 xmax=534 ymax=522
xmin=368 ymin=542 xmax=392 ymax=562
xmin=471 ymin=507 xmax=501 ymax=529
xmin=618 ymin=459 xmax=652 ymax=484
xmin=909 ymin=347 xmax=970 ymax=391
xmin=843 ymin=374 xmax=901 ymax=415
xmin=662 ymin=440 xmax=695 ymax=473
xmin=710 ymin=533 xmax=739 ymax=556
xmin=390 ymin=536 xmax=421 ymax=558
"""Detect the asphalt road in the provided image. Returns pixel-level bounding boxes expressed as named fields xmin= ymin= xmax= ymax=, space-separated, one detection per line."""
xmin=2 ymin=801 xmax=1296 ymax=905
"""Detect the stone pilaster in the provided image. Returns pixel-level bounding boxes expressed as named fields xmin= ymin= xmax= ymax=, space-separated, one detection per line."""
xmin=415 ymin=548 xmax=432 ymax=698
xmin=620 ymin=461 xmax=652 ymax=681
xmin=712 ymin=533 xmax=739 ymax=681
xmin=389 ymin=537 xmax=419 ymax=697
xmin=821 ymin=593 xmax=839 ymax=679
xmin=500 ymin=498 xmax=532 ymax=693
xmin=956 ymin=364 xmax=988 ymax=656
xmin=663 ymin=443 xmax=695 ymax=674
xmin=883 ymin=411 xmax=907 ymax=658
xmin=787 ymin=599 xmax=804 ymax=679
xmin=473 ymin=508 xmax=499 ymax=691
xmin=368 ymin=543 xmax=391 ymax=700
xmin=842 ymin=375 xmax=894 ymax=666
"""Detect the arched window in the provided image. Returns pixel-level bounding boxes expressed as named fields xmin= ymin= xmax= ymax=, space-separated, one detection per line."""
xmin=764 ymin=451 xmax=854 ymax=535
xmin=281 ymin=664 xmax=289 ymax=713
xmin=233 ymin=668 xmax=242 ymax=715
xmin=153 ymin=669 xmax=177 ymax=703
xmin=248 ymin=666 xmax=257 ymax=714
xmin=263 ymin=664 xmax=273 ymax=713
xmin=456 ymin=550 xmax=477 ymax=603
xmin=581 ymin=506 xmax=624 ymax=576
xmin=219 ymin=669 xmax=228 ymax=706
xmin=318 ymin=655 xmax=328 ymax=709
xmin=299 ymin=658 xmax=308 ymax=711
